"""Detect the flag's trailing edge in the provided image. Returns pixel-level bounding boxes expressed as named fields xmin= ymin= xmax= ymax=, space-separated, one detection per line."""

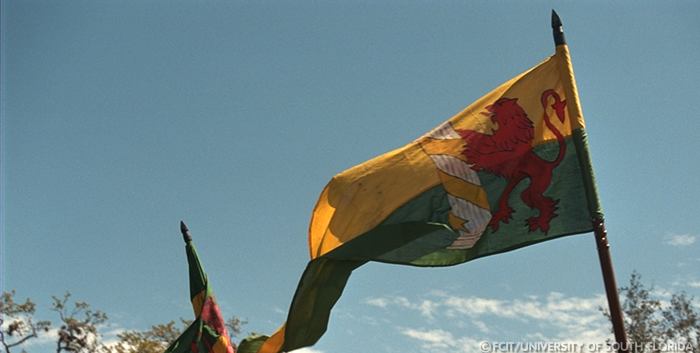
xmin=239 ymin=43 xmax=600 ymax=353
xmin=165 ymin=229 xmax=236 ymax=353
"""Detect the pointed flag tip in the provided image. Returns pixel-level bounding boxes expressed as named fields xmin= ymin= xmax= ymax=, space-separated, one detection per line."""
xmin=180 ymin=221 xmax=192 ymax=242
xmin=551 ymin=10 xmax=562 ymax=28
xmin=550 ymin=9 xmax=566 ymax=46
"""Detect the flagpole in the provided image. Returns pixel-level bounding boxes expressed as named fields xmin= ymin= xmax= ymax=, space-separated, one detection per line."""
xmin=551 ymin=10 xmax=629 ymax=353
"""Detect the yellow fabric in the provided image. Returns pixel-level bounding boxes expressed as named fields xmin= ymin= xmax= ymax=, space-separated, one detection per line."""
xmin=257 ymin=325 xmax=285 ymax=353
xmin=420 ymin=139 xmax=469 ymax=161
xmin=212 ymin=335 xmax=232 ymax=353
xmin=308 ymin=52 xmax=579 ymax=260
xmin=557 ymin=45 xmax=586 ymax=130
xmin=448 ymin=212 xmax=467 ymax=231
xmin=448 ymin=55 xmax=575 ymax=144
xmin=257 ymin=48 xmax=588 ymax=353
xmin=437 ymin=171 xmax=490 ymax=210
xmin=308 ymin=143 xmax=441 ymax=258
xmin=191 ymin=290 xmax=206 ymax=318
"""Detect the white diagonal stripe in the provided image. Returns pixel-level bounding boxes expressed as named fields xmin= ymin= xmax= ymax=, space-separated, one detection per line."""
xmin=429 ymin=154 xmax=481 ymax=185
xmin=446 ymin=195 xmax=491 ymax=249
xmin=424 ymin=122 xmax=460 ymax=140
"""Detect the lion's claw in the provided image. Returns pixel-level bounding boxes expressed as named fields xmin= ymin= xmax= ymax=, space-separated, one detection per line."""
xmin=488 ymin=207 xmax=515 ymax=233
xmin=526 ymin=216 xmax=551 ymax=234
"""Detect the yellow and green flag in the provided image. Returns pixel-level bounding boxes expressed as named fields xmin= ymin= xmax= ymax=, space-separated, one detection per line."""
xmin=165 ymin=222 xmax=236 ymax=353
xmin=239 ymin=43 xmax=600 ymax=353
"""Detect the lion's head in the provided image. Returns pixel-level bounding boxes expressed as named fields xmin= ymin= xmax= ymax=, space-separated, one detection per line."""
xmin=484 ymin=98 xmax=529 ymax=127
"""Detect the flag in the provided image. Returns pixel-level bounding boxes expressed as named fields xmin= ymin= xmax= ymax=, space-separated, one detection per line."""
xmin=165 ymin=223 xmax=236 ymax=353
xmin=239 ymin=43 xmax=599 ymax=353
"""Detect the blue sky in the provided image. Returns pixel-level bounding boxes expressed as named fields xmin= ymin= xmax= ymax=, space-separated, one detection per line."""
xmin=2 ymin=1 xmax=700 ymax=352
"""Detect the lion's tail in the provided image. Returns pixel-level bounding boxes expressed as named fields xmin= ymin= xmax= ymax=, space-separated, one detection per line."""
xmin=541 ymin=89 xmax=567 ymax=166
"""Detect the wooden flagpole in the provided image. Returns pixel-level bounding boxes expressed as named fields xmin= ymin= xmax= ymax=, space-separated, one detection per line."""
xmin=551 ymin=10 xmax=629 ymax=353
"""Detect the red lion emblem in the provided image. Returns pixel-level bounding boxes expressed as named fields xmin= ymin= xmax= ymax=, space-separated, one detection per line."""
xmin=458 ymin=90 xmax=567 ymax=234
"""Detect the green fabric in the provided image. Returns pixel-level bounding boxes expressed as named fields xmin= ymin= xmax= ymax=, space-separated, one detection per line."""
xmin=166 ymin=319 xmax=232 ymax=353
xmin=165 ymin=241 xmax=234 ymax=353
xmin=282 ymin=259 xmax=363 ymax=351
xmin=258 ymin=133 xmax=597 ymax=352
xmin=186 ymin=242 xmax=209 ymax=299
xmin=280 ymin=221 xmax=455 ymax=351
xmin=572 ymin=128 xmax=604 ymax=220
xmin=165 ymin=319 xmax=203 ymax=353
xmin=406 ymin=134 xmax=593 ymax=266
xmin=237 ymin=335 xmax=268 ymax=353
xmin=330 ymin=134 xmax=592 ymax=267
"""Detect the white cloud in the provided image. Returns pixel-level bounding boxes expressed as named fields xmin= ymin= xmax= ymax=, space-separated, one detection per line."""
xmin=418 ymin=300 xmax=439 ymax=319
xmin=365 ymin=296 xmax=440 ymax=320
xmin=664 ymin=233 xmax=697 ymax=247
xmin=100 ymin=325 xmax=128 ymax=349
xmin=651 ymin=287 xmax=674 ymax=301
xmin=289 ymin=348 xmax=324 ymax=353
xmin=0 ymin=317 xmax=133 ymax=353
xmin=394 ymin=296 xmax=411 ymax=308
xmin=368 ymin=291 xmax=614 ymax=347
xmin=443 ymin=296 xmax=507 ymax=317
xmin=440 ymin=292 xmax=609 ymax=341
xmin=401 ymin=328 xmax=453 ymax=347
xmin=400 ymin=328 xmax=481 ymax=353
xmin=17 ymin=324 xmax=126 ymax=351
xmin=472 ymin=320 xmax=490 ymax=334
xmin=365 ymin=297 xmax=390 ymax=308
xmin=0 ymin=315 xmax=59 ymax=348
xmin=688 ymin=281 xmax=700 ymax=288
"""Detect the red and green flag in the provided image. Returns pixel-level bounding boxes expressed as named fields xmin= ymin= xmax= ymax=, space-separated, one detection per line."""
xmin=239 ymin=41 xmax=601 ymax=353
xmin=165 ymin=222 xmax=236 ymax=353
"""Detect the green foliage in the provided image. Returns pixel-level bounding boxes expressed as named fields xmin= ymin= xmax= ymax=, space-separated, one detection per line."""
xmin=603 ymin=271 xmax=700 ymax=353
xmin=104 ymin=316 xmax=248 ymax=353
xmin=1 ymin=291 xmax=246 ymax=353
xmin=622 ymin=272 xmax=663 ymax=349
xmin=102 ymin=321 xmax=181 ymax=353
xmin=0 ymin=291 xmax=51 ymax=353
xmin=226 ymin=317 xmax=247 ymax=339
xmin=51 ymin=292 xmax=108 ymax=353
xmin=661 ymin=292 xmax=700 ymax=352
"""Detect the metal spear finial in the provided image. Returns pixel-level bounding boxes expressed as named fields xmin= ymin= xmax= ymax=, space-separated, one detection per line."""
xmin=180 ymin=220 xmax=192 ymax=243
xmin=551 ymin=10 xmax=566 ymax=46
